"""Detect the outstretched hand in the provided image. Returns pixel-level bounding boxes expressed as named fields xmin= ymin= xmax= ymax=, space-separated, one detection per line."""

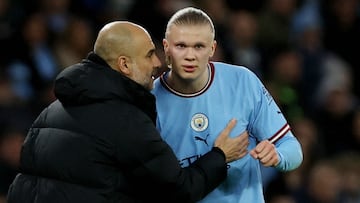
xmin=214 ymin=119 xmax=249 ymax=163
xmin=250 ymin=140 xmax=279 ymax=167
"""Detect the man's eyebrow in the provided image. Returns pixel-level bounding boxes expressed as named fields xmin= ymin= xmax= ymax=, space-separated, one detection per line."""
xmin=194 ymin=42 xmax=206 ymax=46
xmin=175 ymin=41 xmax=206 ymax=46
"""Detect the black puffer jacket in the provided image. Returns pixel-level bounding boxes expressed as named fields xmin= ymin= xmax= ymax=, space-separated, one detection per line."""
xmin=7 ymin=52 xmax=227 ymax=203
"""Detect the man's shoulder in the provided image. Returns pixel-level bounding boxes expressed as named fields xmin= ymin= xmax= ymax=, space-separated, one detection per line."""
xmin=211 ymin=62 xmax=257 ymax=79
xmin=211 ymin=61 xmax=251 ymax=72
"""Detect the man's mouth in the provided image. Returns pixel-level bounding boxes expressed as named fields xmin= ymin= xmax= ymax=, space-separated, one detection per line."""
xmin=183 ymin=65 xmax=196 ymax=72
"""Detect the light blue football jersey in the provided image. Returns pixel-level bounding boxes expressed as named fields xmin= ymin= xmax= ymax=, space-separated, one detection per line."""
xmin=152 ymin=62 xmax=303 ymax=203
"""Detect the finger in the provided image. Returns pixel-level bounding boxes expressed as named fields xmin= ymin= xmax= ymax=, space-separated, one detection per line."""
xmin=254 ymin=140 xmax=272 ymax=154
xmin=214 ymin=119 xmax=238 ymax=149
xmin=239 ymin=136 xmax=249 ymax=150
xmin=233 ymin=131 xmax=247 ymax=143
xmin=260 ymin=141 xmax=278 ymax=159
xmin=251 ymin=141 xmax=271 ymax=159
xmin=224 ymin=119 xmax=237 ymax=134
xmin=256 ymin=146 xmax=270 ymax=159
xmin=258 ymin=146 xmax=279 ymax=167
xmin=217 ymin=119 xmax=237 ymax=140
xmin=249 ymin=149 xmax=258 ymax=159
xmin=261 ymin=155 xmax=277 ymax=167
xmin=239 ymin=130 xmax=249 ymax=137
xmin=254 ymin=142 xmax=264 ymax=154
xmin=259 ymin=152 xmax=272 ymax=165
xmin=239 ymin=149 xmax=248 ymax=158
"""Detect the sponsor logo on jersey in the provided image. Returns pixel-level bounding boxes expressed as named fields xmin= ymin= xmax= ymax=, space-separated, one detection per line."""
xmin=179 ymin=154 xmax=202 ymax=167
xmin=178 ymin=154 xmax=231 ymax=169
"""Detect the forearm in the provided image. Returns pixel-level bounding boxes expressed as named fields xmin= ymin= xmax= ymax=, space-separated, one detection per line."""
xmin=154 ymin=147 xmax=227 ymax=203
xmin=130 ymin=141 xmax=227 ymax=202
xmin=274 ymin=137 xmax=303 ymax=171
xmin=193 ymin=147 xmax=227 ymax=193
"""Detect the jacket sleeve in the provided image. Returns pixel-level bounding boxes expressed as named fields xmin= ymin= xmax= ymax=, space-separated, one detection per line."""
xmin=117 ymin=117 xmax=227 ymax=202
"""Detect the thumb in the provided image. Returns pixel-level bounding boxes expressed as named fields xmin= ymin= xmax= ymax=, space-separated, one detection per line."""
xmin=221 ymin=118 xmax=237 ymax=137
xmin=215 ymin=119 xmax=237 ymax=144
xmin=249 ymin=149 xmax=258 ymax=159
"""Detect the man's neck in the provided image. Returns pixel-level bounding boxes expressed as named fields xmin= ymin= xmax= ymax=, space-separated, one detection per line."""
xmin=166 ymin=65 xmax=210 ymax=94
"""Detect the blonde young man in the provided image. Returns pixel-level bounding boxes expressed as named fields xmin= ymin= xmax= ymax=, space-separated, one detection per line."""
xmin=152 ymin=7 xmax=303 ymax=203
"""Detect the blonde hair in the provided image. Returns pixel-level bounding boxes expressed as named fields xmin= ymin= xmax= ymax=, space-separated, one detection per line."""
xmin=165 ymin=7 xmax=215 ymax=39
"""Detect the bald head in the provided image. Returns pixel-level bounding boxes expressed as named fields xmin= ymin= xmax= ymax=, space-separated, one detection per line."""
xmin=94 ymin=21 xmax=151 ymax=69
xmin=92 ymin=21 xmax=161 ymax=90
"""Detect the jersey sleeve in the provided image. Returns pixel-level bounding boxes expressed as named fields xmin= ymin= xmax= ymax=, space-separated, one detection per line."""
xmin=248 ymin=73 xmax=303 ymax=171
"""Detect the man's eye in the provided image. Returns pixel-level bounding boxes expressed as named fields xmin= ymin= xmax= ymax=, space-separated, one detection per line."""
xmin=176 ymin=44 xmax=186 ymax=48
xmin=195 ymin=45 xmax=204 ymax=49
xmin=147 ymin=50 xmax=155 ymax=57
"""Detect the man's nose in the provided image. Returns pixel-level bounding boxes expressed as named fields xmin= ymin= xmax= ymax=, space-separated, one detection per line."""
xmin=153 ymin=55 xmax=162 ymax=68
xmin=185 ymin=48 xmax=195 ymax=60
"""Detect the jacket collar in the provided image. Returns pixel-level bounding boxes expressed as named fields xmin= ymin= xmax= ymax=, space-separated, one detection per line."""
xmin=54 ymin=52 xmax=157 ymax=123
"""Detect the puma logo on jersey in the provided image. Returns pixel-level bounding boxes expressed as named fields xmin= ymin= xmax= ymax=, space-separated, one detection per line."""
xmin=194 ymin=134 xmax=210 ymax=146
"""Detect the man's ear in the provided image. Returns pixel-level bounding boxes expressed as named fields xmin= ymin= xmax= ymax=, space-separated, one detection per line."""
xmin=163 ymin=39 xmax=172 ymax=68
xmin=163 ymin=38 xmax=169 ymax=54
xmin=210 ymin=40 xmax=217 ymax=58
xmin=117 ymin=56 xmax=131 ymax=75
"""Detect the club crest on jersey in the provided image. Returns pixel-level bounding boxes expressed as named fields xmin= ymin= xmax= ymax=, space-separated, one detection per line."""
xmin=191 ymin=113 xmax=209 ymax=132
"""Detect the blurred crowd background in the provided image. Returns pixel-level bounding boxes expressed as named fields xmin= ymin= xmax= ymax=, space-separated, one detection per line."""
xmin=0 ymin=0 xmax=359 ymax=202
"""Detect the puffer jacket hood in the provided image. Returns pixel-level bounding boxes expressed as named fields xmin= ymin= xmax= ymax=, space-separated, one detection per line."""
xmin=54 ymin=52 xmax=156 ymax=121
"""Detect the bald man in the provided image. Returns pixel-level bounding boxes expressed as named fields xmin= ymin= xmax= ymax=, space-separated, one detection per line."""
xmin=7 ymin=21 xmax=249 ymax=203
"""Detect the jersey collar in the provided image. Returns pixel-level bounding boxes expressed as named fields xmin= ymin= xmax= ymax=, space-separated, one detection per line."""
xmin=160 ymin=62 xmax=215 ymax=98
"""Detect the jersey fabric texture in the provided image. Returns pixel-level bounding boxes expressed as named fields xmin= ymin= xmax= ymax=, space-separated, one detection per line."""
xmin=152 ymin=61 xmax=303 ymax=203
